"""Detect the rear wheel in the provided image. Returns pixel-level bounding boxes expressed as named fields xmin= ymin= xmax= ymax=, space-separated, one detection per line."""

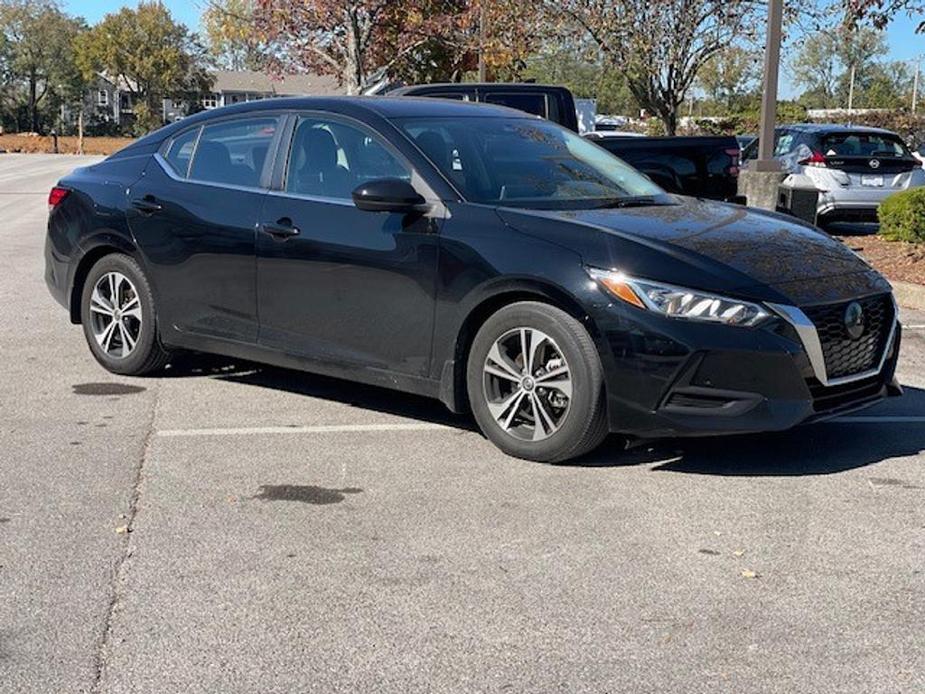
xmin=466 ymin=301 xmax=608 ymax=463
xmin=80 ymin=254 xmax=171 ymax=375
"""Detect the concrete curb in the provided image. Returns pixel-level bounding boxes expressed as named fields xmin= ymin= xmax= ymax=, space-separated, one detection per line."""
xmin=893 ymin=280 xmax=925 ymax=311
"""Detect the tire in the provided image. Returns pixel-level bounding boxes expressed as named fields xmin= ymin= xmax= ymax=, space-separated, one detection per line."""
xmin=466 ymin=301 xmax=608 ymax=463
xmin=79 ymin=253 xmax=171 ymax=376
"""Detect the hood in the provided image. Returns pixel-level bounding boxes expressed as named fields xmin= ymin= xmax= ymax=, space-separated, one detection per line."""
xmin=497 ymin=197 xmax=890 ymax=305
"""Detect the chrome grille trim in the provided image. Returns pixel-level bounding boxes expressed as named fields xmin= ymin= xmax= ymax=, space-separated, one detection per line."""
xmin=767 ymin=296 xmax=898 ymax=387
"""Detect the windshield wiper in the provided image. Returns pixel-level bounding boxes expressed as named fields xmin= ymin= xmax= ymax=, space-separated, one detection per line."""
xmin=593 ymin=196 xmax=669 ymax=209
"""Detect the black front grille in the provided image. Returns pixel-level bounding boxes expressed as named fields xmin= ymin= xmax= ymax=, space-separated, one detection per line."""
xmin=806 ymin=374 xmax=886 ymax=413
xmin=802 ymin=294 xmax=894 ymax=380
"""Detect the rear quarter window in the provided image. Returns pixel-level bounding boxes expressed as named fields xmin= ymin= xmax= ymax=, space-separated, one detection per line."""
xmin=163 ymin=127 xmax=200 ymax=177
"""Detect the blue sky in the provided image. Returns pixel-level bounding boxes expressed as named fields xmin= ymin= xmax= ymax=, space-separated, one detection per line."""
xmin=65 ymin=0 xmax=924 ymax=98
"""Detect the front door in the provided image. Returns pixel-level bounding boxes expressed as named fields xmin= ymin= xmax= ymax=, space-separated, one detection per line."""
xmin=256 ymin=115 xmax=440 ymax=377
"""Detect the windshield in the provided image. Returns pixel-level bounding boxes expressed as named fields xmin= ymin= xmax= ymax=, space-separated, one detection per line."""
xmin=395 ymin=116 xmax=664 ymax=208
xmin=821 ymin=132 xmax=913 ymax=158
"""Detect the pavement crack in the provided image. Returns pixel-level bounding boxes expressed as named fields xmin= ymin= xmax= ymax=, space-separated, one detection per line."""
xmin=90 ymin=381 xmax=160 ymax=694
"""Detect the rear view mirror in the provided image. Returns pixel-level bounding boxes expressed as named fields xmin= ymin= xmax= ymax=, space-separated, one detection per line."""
xmin=352 ymin=178 xmax=426 ymax=213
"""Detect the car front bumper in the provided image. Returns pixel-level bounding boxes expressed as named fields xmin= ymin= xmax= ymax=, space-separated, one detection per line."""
xmin=590 ymin=296 xmax=901 ymax=439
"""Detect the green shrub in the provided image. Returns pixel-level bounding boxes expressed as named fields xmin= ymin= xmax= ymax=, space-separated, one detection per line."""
xmin=879 ymin=187 xmax=925 ymax=243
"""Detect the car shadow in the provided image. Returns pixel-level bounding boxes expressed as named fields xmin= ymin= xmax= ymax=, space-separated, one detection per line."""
xmin=164 ymin=354 xmax=924 ymax=477
xmin=165 ymin=352 xmax=474 ymax=430
xmin=574 ymin=385 xmax=925 ymax=476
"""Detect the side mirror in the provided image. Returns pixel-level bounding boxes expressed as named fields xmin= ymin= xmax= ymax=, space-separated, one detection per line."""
xmin=352 ymin=178 xmax=426 ymax=213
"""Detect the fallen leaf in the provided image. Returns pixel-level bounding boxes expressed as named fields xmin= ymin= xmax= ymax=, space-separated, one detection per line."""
xmin=115 ymin=525 xmax=130 ymax=534
xmin=741 ymin=569 xmax=759 ymax=579
xmin=733 ymin=549 xmax=745 ymax=557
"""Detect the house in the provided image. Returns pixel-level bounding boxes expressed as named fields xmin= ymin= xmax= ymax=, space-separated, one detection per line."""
xmin=65 ymin=70 xmax=344 ymax=133
xmin=82 ymin=73 xmax=137 ymax=127
xmin=200 ymin=70 xmax=344 ymax=109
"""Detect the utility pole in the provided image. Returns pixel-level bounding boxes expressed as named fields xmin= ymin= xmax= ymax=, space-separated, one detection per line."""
xmin=847 ymin=64 xmax=856 ymax=112
xmin=754 ymin=0 xmax=783 ymax=173
xmin=478 ymin=2 xmax=488 ymax=82
xmin=913 ymin=59 xmax=921 ymax=114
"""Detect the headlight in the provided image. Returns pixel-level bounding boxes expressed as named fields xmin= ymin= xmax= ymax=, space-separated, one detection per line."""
xmin=588 ymin=268 xmax=770 ymax=327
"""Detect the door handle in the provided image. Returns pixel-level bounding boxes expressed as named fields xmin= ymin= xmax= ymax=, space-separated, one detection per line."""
xmin=131 ymin=197 xmax=162 ymax=214
xmin=259 ymin=219 xmax=300 ymax=240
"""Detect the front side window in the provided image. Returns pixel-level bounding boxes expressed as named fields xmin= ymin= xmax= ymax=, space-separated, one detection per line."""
xmin=286 ymin=117 xmax=411 ymax=199
xmin=188 ymin=117 xmax=278 ymax=188
xmin=396 ymin=116 xmax=662 ymax=208
xmin=97 ymin=89 xmax=109 ymax=106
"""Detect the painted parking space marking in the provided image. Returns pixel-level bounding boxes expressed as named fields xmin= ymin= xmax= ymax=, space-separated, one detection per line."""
xmin=156 ymin=422 xmax=457 ymax=437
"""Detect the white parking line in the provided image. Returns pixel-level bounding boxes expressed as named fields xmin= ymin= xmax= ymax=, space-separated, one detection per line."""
xmin=832 ymin=416 xmax=925 ymax=423
xmin=156 ymin=422 xmax=457 ymax=437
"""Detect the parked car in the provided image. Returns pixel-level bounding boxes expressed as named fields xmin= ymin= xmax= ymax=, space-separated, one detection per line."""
xmin=585 ymin=133 xmax=742 ymax=202
xmin=742 ymin=124 xmax=925 ymax=224
xmin=46 ymin=98 xmax=901 ymax=462
xmin=386 ymin=82 xmax=580 ymax=132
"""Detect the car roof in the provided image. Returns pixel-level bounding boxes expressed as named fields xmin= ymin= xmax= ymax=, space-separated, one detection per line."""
xmin=784 ymin=123 xmax=899 ymax=136
xmin=210 ymin=95 xmax=528 ymax=120
xmin=127 ymin=95 xmax=537 ymax=152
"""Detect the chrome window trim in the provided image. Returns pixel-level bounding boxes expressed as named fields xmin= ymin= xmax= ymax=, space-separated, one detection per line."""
xmin=153 ymin=152 xmax=269 ymax=194
xmin=768 ymin=295 xmax=898 ymax=387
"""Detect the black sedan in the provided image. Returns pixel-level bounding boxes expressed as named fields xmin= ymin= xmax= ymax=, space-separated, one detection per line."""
xmin=45 ymin=97 xmax=902 ymax=462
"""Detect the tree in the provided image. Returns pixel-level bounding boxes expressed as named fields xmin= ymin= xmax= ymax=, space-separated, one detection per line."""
xmin=791 ymin=33 xmax=842 ymax=108
xmin=791 ymin=27 xmax=890 ymax=109
xmin=0 ymin=0 xmax=85 ymax=132
xmin=202 ymin=0 xmax=263 ymax=71
xmin=842 ymin=0 xmax=925 ymax=31
xmin=253 ymin=0 xmax=488 ymax=94
xmin=74 ymin=2 xmax=211 ymax=134
xmin=523 ymin=42 xmax=639 ymax=115
xmin=552 ymin=0 xmax=758 ymax=135
xmin=696 ymin=45 xmax=760 ymax=112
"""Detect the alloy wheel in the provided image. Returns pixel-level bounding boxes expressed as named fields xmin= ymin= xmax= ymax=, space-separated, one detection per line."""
xmin=482 ymin=327 xmax=573 ymax=442
xmin=88 ymin=271 xmax=142 ymax=358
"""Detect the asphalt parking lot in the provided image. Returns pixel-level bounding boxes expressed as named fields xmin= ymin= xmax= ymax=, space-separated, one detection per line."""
xmin=1 ymin=154 xmax=923 ymax=694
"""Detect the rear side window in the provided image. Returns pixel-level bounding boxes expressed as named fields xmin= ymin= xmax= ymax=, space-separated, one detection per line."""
xmin=188 ymin=117 xmax=279 ymax=188
xmin=482 ymin=92 xmax=549 ymax=119
xmin=164 ymin=127 xmax=200 ymax=177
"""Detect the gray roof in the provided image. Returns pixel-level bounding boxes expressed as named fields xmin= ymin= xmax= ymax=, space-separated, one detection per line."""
xmin=211 ymin=70 xmax=344 ymax=97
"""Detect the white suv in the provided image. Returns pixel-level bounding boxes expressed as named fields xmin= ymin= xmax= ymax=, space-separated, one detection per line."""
xmin=743 ymin=124 xmax=925 ymax=224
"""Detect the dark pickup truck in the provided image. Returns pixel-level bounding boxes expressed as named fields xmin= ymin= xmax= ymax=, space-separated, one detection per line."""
xmin=385 ymin=83 xmax=580 ymax=132
xmin=585 ymin=134 xmax=742 ymax=202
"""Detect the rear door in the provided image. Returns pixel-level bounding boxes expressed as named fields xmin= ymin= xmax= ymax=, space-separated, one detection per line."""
xmin=127 ymin=115 xmax=282 ymax=343
xmin=255 ymin=113 xmax=441 ymax=377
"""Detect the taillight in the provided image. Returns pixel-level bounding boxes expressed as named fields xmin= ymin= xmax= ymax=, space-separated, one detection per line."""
xmin=48 ymin=186 xmax=69 ymax=211
xmin=724 ymin=148 xmax=740 ymax=176
xmin=798 ymin=151 xmax=827 ymax=168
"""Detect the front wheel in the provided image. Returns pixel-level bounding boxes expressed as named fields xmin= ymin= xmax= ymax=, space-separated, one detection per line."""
xmin=79 ymin=254 xmax=171 ymax=375
xmin=466 ymin=301 xmax=608 ymax=463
